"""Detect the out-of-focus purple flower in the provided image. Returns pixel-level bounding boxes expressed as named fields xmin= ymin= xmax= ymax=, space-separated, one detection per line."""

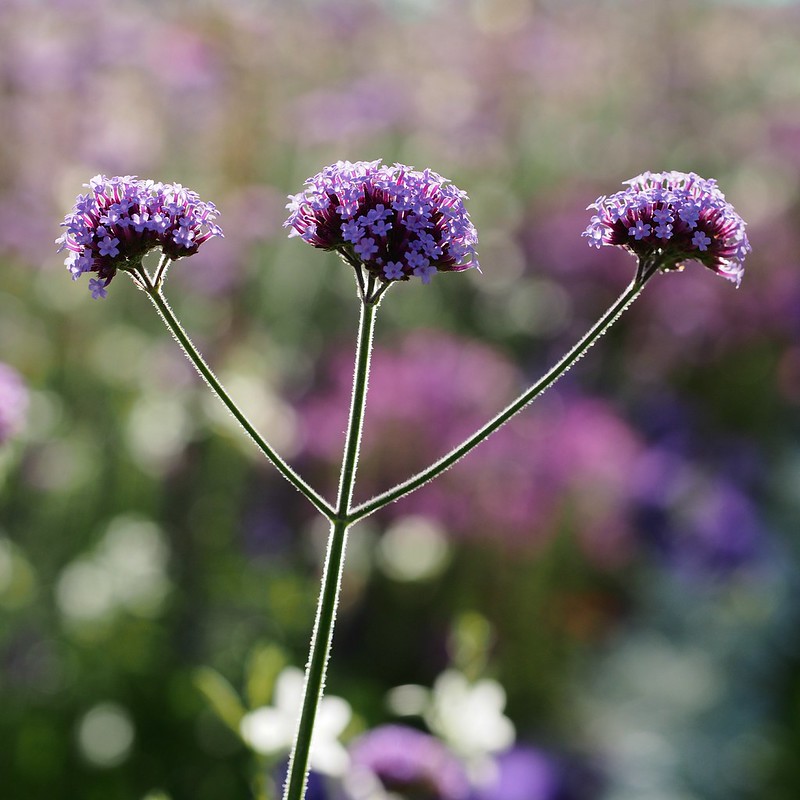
xmin=0 ymin=363 xmax=28 ymax=445
xmin=348 ymin=725 xmax=471 ymax=800
xmin=292 ymin=77 xmax=412 ymax=146
xmin=284 ymin=160 xmax=479 ymax=284
xmin=56 ymin=175 xmax=223 ymax=297
xmin=300 ymin=333 xmax=641 ymax=560
xmin=274 ymin=761 xmax=334 ymax=800
xmin=634 ymin=448 xmax=765 ymax=577
xmin=470 ymin=747 xmax=561 ymax=800
xmin=583 ymin=171 xmax=750 ymax=286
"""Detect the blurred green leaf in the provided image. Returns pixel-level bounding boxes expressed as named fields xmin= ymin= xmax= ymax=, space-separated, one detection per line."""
xmin=448 ymin=610 xmax=493 ymax=680
xmin=0 ymin=538 xmax=37 ymax=610
xmin=193 ymin=667 xmax=246 ymax=734
xmin=245 ymin=643 xmax=287 ymax=710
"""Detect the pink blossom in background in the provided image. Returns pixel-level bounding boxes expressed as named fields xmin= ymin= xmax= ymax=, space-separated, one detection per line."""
xmin=300 ymin=332 xmax=642 ymax=561
xmin=0 ymin=363 xmax=28 ymax=445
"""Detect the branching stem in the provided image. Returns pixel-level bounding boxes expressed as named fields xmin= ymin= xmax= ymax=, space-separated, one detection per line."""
xmin=347 ymin=263 xmax=659 ymax=524
xmin=136 ymin=264 xmax=335 ymax=519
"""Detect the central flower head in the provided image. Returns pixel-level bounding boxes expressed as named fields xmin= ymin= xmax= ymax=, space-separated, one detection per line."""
xmin=284 ymin=160 xmax=479 ymax=285
xmin=582 ymin=171 xmax=750 ymax=286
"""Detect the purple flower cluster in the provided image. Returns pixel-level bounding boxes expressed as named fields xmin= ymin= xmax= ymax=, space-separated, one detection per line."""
xmin=583 ymin=171 xmax=750 ymax=286
xmin=57 ymin=175 xmax=223 ymax=298
xmin=284 ymin=160 xmax=479 ymax=284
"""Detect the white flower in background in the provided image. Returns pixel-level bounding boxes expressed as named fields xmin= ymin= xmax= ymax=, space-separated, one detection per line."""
xmin=239 ymin=667 xmax=352 ymax=776
xmin=77 ymin=702 xmax=135 ymax=768
xmin=425 ymin=670 xmax=515 ymax=763
xmin=55 ymin=515 xmax=170 ymax=624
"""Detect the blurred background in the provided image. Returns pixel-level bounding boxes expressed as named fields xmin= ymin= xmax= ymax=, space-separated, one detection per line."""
xmin=1 ymin=0 xmax=800 ymax=798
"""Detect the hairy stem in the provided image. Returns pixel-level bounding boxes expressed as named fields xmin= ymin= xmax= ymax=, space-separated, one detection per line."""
xmin=142 ymin=277 xmax=334 ymax=518
xmin=348 ymin=266 xmax=658 ymax=524
xmin=283 ymin=299 xmax=377 ymax=800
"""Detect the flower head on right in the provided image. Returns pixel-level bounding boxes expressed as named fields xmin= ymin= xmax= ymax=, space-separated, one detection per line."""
xmin=583 ymin=171 xmax=750 ymax=286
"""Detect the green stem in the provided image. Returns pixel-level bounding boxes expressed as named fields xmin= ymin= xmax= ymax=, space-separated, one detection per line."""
xmin=347 ymin=268 xmax=658 ymax=524
xmin=283 ymin=299 xmax=377 ymax=800
xmin=253 ymin=755 xmax=272 ymax=800
xmin=335 ymin=300 xmax=376 ymax=513
xmin=143 ymin=282 xmax=335 ymax=518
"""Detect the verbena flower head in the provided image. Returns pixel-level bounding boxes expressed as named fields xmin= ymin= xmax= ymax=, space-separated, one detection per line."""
xmin=284 ymin=159 xmax=479 ymax=285
xmin=57 ymin=175 xmax=223 ymax=298
xmin=583 ymin=171 xmax=750 ymax=286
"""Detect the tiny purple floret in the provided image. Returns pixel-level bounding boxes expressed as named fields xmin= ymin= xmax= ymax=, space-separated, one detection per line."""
xmin=692 ymin=230 xmax=712 ymax=251
xmin=88 ymin=277 xmax=108 ymax=300
xmin=384 ymin=261 xmax=405 ymax=280
xmin=57 ymin=175 xmax=223 ymax=298
xmin=655 ymin=223 xmax=673 ymax=240
xmin=628 ymin=220 xmax=652 ymax=240
xmin=653 ymin=207 xmax=673 ymax=225
xmin=98 ymin=235 xmax=120 ymax=258
xmin=354 ymin=236 xmax=379 ymax=260
xmin=583 ymin=171 xmax=750 ymax=286
xmin=284 ymin=160 xmax=479 ymax=284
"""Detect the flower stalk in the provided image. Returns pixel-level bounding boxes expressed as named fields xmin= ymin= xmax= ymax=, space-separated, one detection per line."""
xmin=283 ymin=258 xmax=659 ymax=800
xmin=58 ymin=166 xmax=750 ymax=800
xmin=348 ymin=259 xmax=660 ymax=524
xmin=135 ymin=264 xmax=335 ymax=519
xmin=283 ymin=299 xmax=377 ymax=800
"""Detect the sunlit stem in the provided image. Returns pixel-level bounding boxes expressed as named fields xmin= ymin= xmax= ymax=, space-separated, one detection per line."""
xmin=153 ymin=252 xmax=171 ymax=288
xmin=347 ymin=260 xmax=660 ymax=524
xmin=283 ymin=296 xmax=377 ymax=800
xmin=133 ymin=264 xmax=335 ymax=519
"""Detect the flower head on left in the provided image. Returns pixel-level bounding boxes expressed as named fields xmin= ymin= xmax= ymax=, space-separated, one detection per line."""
xmin=57 ymin=175 xmax=223 ymax=298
